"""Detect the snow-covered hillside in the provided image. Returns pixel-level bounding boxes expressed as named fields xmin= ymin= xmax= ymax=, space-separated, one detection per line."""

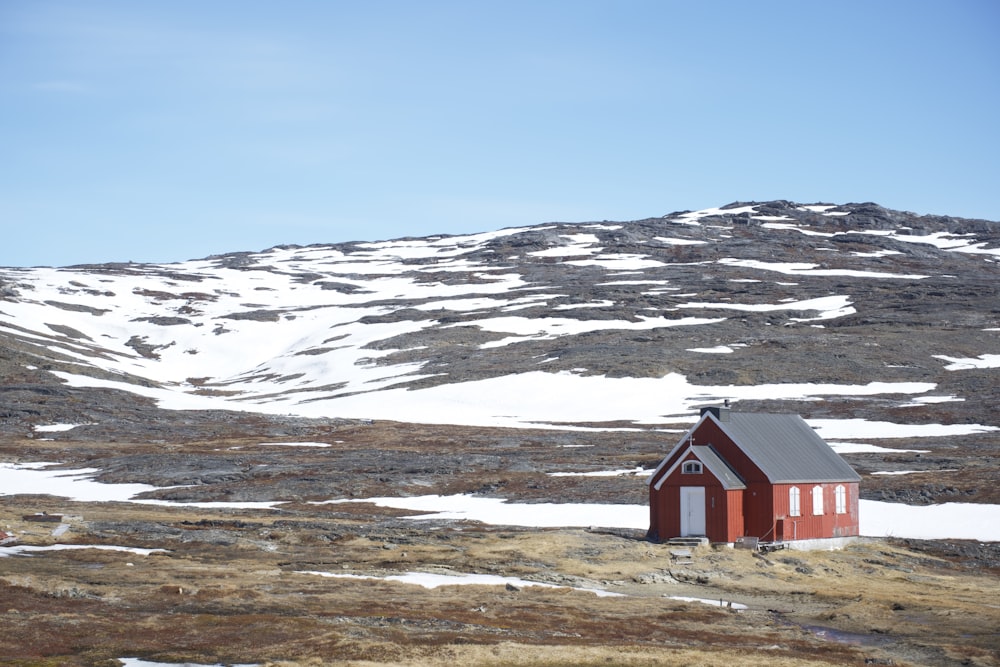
xmin=0 ymin=203 xmax=1000 ymax=434
xmin=2 ymin=200 xmax=998 ymax=431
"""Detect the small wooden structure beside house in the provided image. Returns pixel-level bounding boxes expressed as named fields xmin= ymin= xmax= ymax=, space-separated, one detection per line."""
xmin=647 ymin=404 xmax=860 ymax=550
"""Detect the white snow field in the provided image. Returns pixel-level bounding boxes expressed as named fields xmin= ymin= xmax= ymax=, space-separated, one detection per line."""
xmin=50 ymin=369 xmax=943 ymax=430
xmin=5 ymin=463 xmax=998 ymax=541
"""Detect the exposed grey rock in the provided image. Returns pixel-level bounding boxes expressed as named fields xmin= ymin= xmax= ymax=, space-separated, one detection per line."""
xmin=131 ymin=316 xmax=192 ymax=326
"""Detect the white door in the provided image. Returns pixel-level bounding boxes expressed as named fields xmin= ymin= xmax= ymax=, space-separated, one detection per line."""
xmin=680 ymin=486 xmax=706 ymax=536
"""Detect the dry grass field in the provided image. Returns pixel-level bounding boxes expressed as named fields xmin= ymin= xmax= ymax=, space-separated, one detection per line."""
xmin=2 ymin=485 xmax=998 ymax=667
xmin=1 ymin=415 xmax=999 ymax=667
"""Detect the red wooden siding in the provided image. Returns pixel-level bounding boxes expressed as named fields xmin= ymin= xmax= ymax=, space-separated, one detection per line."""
xmin=743 ymin=482 xmax=775 ymax=539
xmin=724 ymin=488 xmax=744 ymax=541
xmin=649 ymin=452 xmax=745 ymax=543
xmin=648 ymin=414 xmax=861 ymax=545
xmin=770 ymin=482 xmax=860 ymax=540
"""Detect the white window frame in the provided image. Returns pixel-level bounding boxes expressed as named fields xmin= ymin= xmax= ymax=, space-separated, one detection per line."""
xmin=682 ymin=461 xmax=703 ymax=474
xmin=789 ymin=486 xmax=800 ymax=517
xmin=835 ymin=485 xmax=847 ymax=514
xmin=812 ymin=485 xmax=824 ymax=516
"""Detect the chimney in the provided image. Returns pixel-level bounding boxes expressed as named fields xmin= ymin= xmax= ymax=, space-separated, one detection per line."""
xmin=700 ymin=400 xmax=731 ymax=422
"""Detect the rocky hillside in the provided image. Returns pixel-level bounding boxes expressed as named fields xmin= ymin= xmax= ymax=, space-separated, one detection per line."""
xmin=1 ymin=200 xmax=997 ymax=433
xmin=3 ymin=201 xmax=1000 ymax=667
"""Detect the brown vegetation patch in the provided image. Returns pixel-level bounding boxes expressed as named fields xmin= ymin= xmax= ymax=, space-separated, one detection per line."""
xmin=1 ymin=404 xmax=998 ymax=667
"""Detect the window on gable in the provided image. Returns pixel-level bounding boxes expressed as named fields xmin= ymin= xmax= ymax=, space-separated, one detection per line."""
xmin=682 ymin=461 xmax=702 ymax=474
xmin=813 ymin=485 xmax=824 ymax=515
xmin=789 ymin=486 xmax=800 ymax=517
xmin=835 ymin=485 xmax=847 ymax=514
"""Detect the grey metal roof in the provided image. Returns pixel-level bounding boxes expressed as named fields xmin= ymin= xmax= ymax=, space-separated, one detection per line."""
xmin=715 ymin=413 xmax=861 ymax=483
xmin=690 ymin=445 xmax=746 ymax=489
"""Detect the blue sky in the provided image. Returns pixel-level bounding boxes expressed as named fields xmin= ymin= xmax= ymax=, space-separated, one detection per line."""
xmin=2 ymin=1 xmax=998 ymax=267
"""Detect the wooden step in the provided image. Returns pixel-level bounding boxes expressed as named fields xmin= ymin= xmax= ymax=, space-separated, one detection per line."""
xmin=665 ymin=536 xmax=709 ymax=548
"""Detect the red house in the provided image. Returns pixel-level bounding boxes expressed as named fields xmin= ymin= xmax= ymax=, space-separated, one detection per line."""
xmin=647 ymin=404 xmax=860 ymax=550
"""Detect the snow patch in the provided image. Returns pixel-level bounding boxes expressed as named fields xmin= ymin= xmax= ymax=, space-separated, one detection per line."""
xmin=548 ymin=467 xmax=650 ymax=478
xmin=827 ymin=442 xmax=930 ymax=454
xmin=119 ymin=660 xmax=258 ymax=667
xmin=0 ymin=462 xmax=283 ymax=510
xmin=33 ymin=423 xmax=91 ymax=433
xmin=313 ymin=494 xmax=650 ymax=529
xmin=860 ymin=500 xmax=1000 ymax=541
xmin=676 ymin=295 xmax=855 ymax=321
xmin=809 ymin=419 xmax=997 ymax=440
xmin=0 ymin=544 xmax=168 ymax=558
xmin=668 ymin=596 xmax=747 ymax=610
xmin=759 ymin=222 xmax=834 ymax=237
xmin=654 ymin=237 xmax=707 ymax=246
xmin=297 ymin=570 xmax=622 ymax=597
xmin=718 ymin=258 xmax=929 ymax=280
xmin=933 ymin=354 xmax=1000 ymax=371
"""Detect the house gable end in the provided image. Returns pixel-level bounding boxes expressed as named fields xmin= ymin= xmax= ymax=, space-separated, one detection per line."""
xmin=653 ymin=444 xmax=746 ymax=491
xmin=646 ymin=414 xmax=712 ymax=487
